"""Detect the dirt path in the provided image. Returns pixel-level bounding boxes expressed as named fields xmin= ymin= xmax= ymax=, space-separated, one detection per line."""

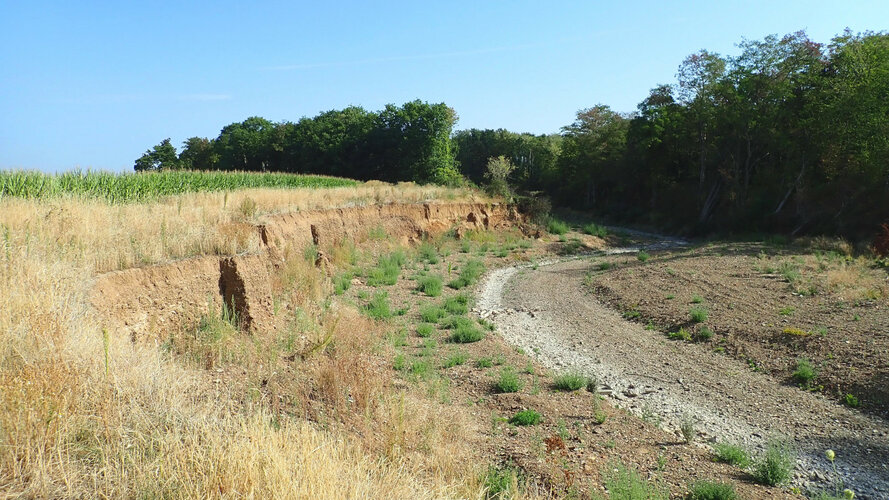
xmin=477 ymin=256 xmax=889 ymax=499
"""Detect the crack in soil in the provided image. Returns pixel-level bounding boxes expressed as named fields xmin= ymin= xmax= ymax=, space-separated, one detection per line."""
xmin=477 ymin=247 xmax=889 ymax=499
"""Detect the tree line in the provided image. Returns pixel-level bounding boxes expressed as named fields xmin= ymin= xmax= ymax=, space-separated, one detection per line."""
xmin=137 ymin=30 xmax=888 ymax=237
xmin=135 ymin=100 xmax=461 ymax=185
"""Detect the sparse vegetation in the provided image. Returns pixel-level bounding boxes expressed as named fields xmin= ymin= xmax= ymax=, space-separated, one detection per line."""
xmin=547 ymin=218 xmax=569 ymax=235
xmin=689 ymin=306 xmax=708 ymax=323
xmin=793 ymin=358 xmax=817 ymax=386
xmin=603 ymin=462 xmax=669 ymax=500
xmin=416 ymin=323 xmax=435 ymax=338
xmin=713 ymin=442 xmax=751 ymax=468
xmin=362 ymin=290 xmax=392 ymax=320
xmin=448 ymin=259 xmax=485 ymax=289
xmin=495 ymin=367 xmax=524 ymax=393
xmin=752 ymin=442 xmax=795 ymax=486
xmin=416 ymin=274 xmax=444 ymax=297
xmin=553 ymin=372 xmax=591 ymax=391
xmin=687 ymin=480 xmax=738 ymax=500
xmin=583 ymin=222 xmax=609 ymax=238
xmin=637 ymin=250 xmax=650 ymax=262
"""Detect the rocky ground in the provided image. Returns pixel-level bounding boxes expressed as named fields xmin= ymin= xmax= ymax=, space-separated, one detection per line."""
xmin=475 ymin=241 xmax=889 ymax=499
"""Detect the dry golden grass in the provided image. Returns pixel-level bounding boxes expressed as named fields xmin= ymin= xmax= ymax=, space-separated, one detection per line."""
xmin=0 ymin=185 xmax=504 ymax=499
xmin=0 ymin=181 xmax=488 ymax=273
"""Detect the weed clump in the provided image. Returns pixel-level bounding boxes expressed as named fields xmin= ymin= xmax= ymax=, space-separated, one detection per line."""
xmin=752 ymin=442 xmax=795 ymax=486
xmin=366 ymin=251 xmax=406 ymax=286
xmin=553 ymin=372 xmax=591 ymax=391
xmin=448 ymin=259 xmax=485 ymax=289
xmin=443 ymin=294 xmax=470 ymax=315
xmin=603 ymin=462 xmax=669 ymax=500
xmin=419 ymin=304 xmax=446 ymax=323
xmin=547 ymin=218 xmax=569 ymax=235
xmin=362 ymin=291 xmax=392 ymax=320
xmin=416 ymin=274 xmax=443 ymax=297
xmin=509 ymin=409 xmax=541 ymax=426
xmin=583 ymin=223 xmax=608 ymax=238
xmin=687 ymin=480 xmax=738 ymax=500
xmin=689 ymin=306 xmax=708 ymax=323
xmin=637 ymin=250 xmax=650 ymax=262
xmin=713 ymin=442 xmax=750 ymax=468
xmin=450 ymin=322 xmax=484 ymax=343
xmin=495 ymin=367 xmax=523 ymax=393
xmin=793 ymin=358 xmax=817 ymax=385
xmin=416 ymin=323 xmax=434 ymax=338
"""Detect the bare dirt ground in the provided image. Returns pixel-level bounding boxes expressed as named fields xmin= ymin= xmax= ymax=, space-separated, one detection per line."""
xmin=476 ymin=240 xmax=889 ymax=499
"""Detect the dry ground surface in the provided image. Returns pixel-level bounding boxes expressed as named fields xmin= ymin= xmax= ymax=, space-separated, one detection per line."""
xmin=476 ymin=232 xmax=888 ymax=499
xmin=8 ymin=183 xmax=880 ymax=499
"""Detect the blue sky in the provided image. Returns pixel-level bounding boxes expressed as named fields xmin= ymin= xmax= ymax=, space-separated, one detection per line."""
xmin=1 ymin=1 xmax=886 ymax=172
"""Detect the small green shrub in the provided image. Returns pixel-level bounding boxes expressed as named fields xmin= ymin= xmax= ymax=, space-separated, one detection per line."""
xmin=495 ymin=367 xmax=523 ymax=393
xmin=448 ymin=259 xmax=486 ymax=289
xmin=547 ymin=218 xmax=569 ymax=235
xmin=393 ymin=354 xmax=407 ymax=371
xmin=553 ymin=372 xmax=590 ymax=391
xmin=440 ymin=315 xmax=473 ymax=330
xmin=482 ymin=465 xmax=519 ymax=499
xmin=362 ymin=291 xmax=392 ymax=320
xmin=416 ymin=323 xmax=435 ymax=338
xmin=669 ymin=327 xmax=692 ymax=341
xmin=637 ymin=250 xmax=650 ymax=262
xmin=366 ymin=251 xmax=406 ymax=286
xmin=333 ymin=272 xmax=352 ymax=295
xmin=844 ymin=393 xmax=860 ymax=408
xmin=416 ymin=241 xmax=439 ymax=264
xmin=509 ymin=409 xmax=541 ymax=426
xmin=419 ymin=304 xmax=446 ymax=323
xmin=778 ymin=261 xmax=801 ymax=283
xmin=694 ymin=326 xmax=714 ymax=342
xmin=443 ymin=352 xmax=467 ymax=368
xmin=689 ymin=306 xmax=708 ymax=323
xmin=583 ymin=223 xmax=608 ymax=238
xmin=793 ymin=358 xmax=817 ymax=385
xmin=691 ymin=294 xmax=704 ymax=304
xmin=680 ymin=417 xmax=696 ymax=443
xmin=687 ymin=480 xmax=738 ymax=500
xmin=417 ymin=274 xmax=443 ymax=297
xmin=443 ymin=294 xmax=470 ymax=315
xmin=409 ymin=359 xmax=432 ymax=378
xmin=778 ymin=306 xmax=795 ymax=316
xmin=713 ymin=442 xmax=750 ymax=468
xmin=476 ymin=357 xmax=494 ymax=368
xmin=752 ymin=442 xmax=795 ymax=486
xmin=450 ymin=322 xmax=484 ymax=343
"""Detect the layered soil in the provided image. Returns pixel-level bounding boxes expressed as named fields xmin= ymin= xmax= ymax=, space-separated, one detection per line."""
xmin=90 ymin=202 xmax=516 ymax=342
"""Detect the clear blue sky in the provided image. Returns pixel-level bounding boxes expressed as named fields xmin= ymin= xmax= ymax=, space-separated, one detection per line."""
xmin=1 ymin=1 xmax=886 ymax=172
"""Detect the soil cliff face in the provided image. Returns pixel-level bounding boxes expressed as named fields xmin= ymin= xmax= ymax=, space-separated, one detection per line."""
xmin=91 ymin=202 xmax=517 ymax=342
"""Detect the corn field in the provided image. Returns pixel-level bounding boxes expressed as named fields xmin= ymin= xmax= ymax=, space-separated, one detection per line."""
xmin=0 ymin=170 xmax=358 ymax=202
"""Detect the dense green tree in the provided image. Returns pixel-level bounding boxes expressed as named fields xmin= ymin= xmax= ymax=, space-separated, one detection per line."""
xmin=178 ymin=137 xmax=217 ymax=170
xmin=134 ymin=138 xmax=180 ymax=171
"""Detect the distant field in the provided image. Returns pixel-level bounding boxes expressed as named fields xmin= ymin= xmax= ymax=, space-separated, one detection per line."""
xmin=0 ymin=170 xmax=359 ymax=202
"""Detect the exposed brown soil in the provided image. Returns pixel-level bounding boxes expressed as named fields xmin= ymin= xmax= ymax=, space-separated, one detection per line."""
xmin=589 ymin=243 xmax=889 ymax=414
xmin=90 ymin=202 xmax=518 ymax=342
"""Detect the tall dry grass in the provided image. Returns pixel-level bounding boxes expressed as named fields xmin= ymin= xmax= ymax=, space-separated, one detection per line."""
xmin=0 ymin=186 xmax=496 ymax=499
xmin=0 ymin=181 xmax=489 ymax=273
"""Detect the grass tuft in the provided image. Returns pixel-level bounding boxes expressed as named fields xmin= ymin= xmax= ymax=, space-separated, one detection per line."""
xmin=553 ymin=372 xmax=590 ymax=391
xmin=687 ymin=480 xmax=738 ymax=500
xmin=416 ymin=274 xmax=443 ymax=297
xmin=495 ymin=367 xmax=523 ymax=393
xmin=712 ymin=442 xmax=750 ymax=468
xmin=752 ymin=442 xmax=795 ymax=486
xmin=509 ymin=409 xmax=541 ymax=426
